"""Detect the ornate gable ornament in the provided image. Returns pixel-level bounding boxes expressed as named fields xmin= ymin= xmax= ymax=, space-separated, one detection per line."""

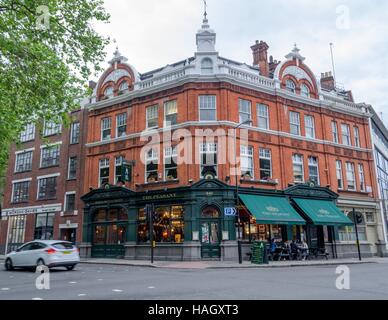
xmin=284 ymin=184 xmax=338 ymax=200
xmin=191 ymin=178 xmax=229 ymax=190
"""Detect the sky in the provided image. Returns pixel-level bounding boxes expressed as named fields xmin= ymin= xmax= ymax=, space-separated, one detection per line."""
xmin=94 ymin=0 xmax=388 ymax=125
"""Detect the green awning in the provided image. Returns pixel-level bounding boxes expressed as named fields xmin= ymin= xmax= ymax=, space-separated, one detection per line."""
xmin=239 ymin=194 xmax=306 ymax=225
xmin=293 ymin=198 xmax=353 ymax=226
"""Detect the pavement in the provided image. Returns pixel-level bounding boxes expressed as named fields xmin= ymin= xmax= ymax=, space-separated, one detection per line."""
xmin=1 ymin=254 xmax=387 ymax=269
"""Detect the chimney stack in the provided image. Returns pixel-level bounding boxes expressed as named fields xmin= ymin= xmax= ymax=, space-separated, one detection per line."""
xmin=251 ymin=40 xmax=269 ymax=77
xmin=320 ymin=71 xmax=335 ymax=91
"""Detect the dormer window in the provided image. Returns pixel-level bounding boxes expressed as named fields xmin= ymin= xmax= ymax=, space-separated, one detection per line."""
xmin=201 ymin=58 xmax=213 ymax=75
xmin=286 ymin=80 xmax=296 ymax=93
xmin=119 ymin=81 xmax=129 ymax=94
xmin=301 ymin=84 xmax=310 ymax=97
xmin=104 ymin=86 xmax=114 ymax=99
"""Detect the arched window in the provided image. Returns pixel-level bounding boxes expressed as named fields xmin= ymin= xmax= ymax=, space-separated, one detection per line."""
xmin=201 ymin=206 xmax=220 ymax=218
xmin=104 ymin=86 xmax=114 ymax=99
xmin=201 ymin=58 xmax=213 ymax=75
xmin=286 ymin=80 xmax=296 ymax=93
xmin=301 ymin=84 xmax=310 ymax=97
xmin=119 ymin=81 xmax=129 ymax=94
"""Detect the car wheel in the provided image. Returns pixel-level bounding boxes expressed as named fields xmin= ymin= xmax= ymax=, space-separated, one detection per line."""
xmin=66 ymin=265 xmax=75 ymax=271
xmin=5 ymin=258 xmax=14 ymax=271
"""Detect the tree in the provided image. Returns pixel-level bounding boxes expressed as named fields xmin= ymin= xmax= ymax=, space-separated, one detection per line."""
xmin=0 ymin=0 xmax=110 ymax=175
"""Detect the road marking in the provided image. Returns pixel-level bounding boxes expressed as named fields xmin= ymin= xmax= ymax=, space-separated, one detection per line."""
xmin=9 ymin=276 xmax=14 ymax=279
xmin=78 ymin=294 xmax=87 ymax=297
xmin=112 ymin=289 xmax=123 ymax=293
xmin=148 ymin=286 xmax=155 ymax=289
xmin=1 ymin=288 xmax=10 ymax=291
xmin=69 ymin=281 xmax=77 ymax=284
xmin=97 ymin=279 xmax=103 ymax=281
xmin=32 ymin=298 xmax=43 ymax=300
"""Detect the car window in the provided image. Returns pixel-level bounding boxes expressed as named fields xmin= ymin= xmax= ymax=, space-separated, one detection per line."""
xmin=52 ymin=242 xmax=74 ymax=249
xmin=19 ymin=243 xmax=34 ymax=251
xmin=33 ymin=243 xmax=47 ymax=250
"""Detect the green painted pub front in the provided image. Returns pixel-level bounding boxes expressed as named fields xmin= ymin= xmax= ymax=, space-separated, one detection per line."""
xmin=79 ymin=179 xmax=355 ymax=261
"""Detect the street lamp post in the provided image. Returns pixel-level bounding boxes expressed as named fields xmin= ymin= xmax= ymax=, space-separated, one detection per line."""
xmin=234 ymin=119 xmax=252 ymax=264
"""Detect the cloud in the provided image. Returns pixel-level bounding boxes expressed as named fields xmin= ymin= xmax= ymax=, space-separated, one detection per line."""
xmin=95 ymin=0 xmax=388 ymax=124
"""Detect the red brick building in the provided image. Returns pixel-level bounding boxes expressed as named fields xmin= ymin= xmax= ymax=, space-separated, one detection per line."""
xmin=0 ymin=106 xmax=88 ymax=254
xmin=78 ymin=15 xmax=385 ymax=261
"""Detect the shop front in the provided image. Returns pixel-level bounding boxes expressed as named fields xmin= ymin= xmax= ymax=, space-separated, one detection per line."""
xmin=80 ymin=179 xmax=237 ymax=261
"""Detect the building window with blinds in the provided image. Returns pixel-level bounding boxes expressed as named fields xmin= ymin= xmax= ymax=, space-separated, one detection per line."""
xmin=305 ymin=115 xmax=315 ymax=139
xmin=164 ymin=100 xmax=178 ymax=126
xmin=101 ymin=117 xmax=112 ymax=141
xmin=116 ymin=113 xmax=127 ymax=138
xmin=146 ymin=105 xmax=159 ymax=129
xmin=290 ymin=111 xmax=301 ymax=135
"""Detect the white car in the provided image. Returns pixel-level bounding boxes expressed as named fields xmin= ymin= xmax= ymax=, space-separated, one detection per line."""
xmin=4 ymin=240 xmax=80 ymax=271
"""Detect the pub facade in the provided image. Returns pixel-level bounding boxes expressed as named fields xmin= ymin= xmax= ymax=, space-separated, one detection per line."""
xmin=78 ymin=13 xmax=385 ymax=260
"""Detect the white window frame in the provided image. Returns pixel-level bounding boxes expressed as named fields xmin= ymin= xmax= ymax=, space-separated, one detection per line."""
xmin=239 ymin=99 xmax=252 ymax=125
xmin=20 ymin=123 xmax=36 ymax=142
xmin=146 ymin=105 xmax=159 ymax=129
xmin=64 ymin=191 xmax=76 ymax=212
xmin=164 ymin=100 xmax=178 ymax=127
xmin=199 ymin=143 xmax=218 ymax=178
xmin=257 ymin=104 xmax=269 ymax=130
xmin=354 ymin=126 xmax=360 ymax=147
xmin=305 ymin=115 xmax=315 ymax=139
xmin=70 ymin=122 xmax=80 ymax=144
xmin=341 ymin=124 xmax=351 ymax=146
xmin=290 ymin=111 xmax=301 ymax=136
xmin=116 ymin=113 xmax=127 ymax=138
xmin=67 ymin=156 xmax=77 ymax=180
xmin=101 ymin=117 xmax=112 ymax=141
xmin=346 ymin=162 xmax=356 ymax=191
xmin=358 ymin=163 xmax=365 ymax=191
xmin=240 ymin=145 xmax=254 ymax=179
xmin=164 ymin=146 xmax=178 ymax=180
xmin=301 ymin=84 xmax=310 ymax=97
xmin=199 ymin=95 xmax=217 ymax=121
xmin=336 ymin=160 xmax=343 ymax=189
xmin=145 ymin=149 xmax=159 ymax=183
xmin=308 ymin=156 xmax=320 ymax=185
xmin=99 ymin=159 xmax=110 ymax=187
xmin=15 ymin=150 xmax=34 ymax=173
xmin=292 ymin=154 xmax=304 ymax=183
xmin=286 ymin=80 xmax=296 ymax=93
xmin=332 ymin=121 xmax=339 ymax=143
xmin=259 ymin=149 xmax=272 ymax=180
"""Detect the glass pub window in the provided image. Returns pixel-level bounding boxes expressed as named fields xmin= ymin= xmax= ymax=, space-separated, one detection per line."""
xmin=199 ymin=95 xmax=216 ymax=121
xmin=137 ymin=205 xmax=184 ymax=243
xmin=259 ymin=149 xmax=272 ymax=180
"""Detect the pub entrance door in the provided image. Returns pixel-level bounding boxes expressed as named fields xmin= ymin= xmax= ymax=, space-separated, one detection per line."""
xmin=200 ymin=207 xmax=221 ymax=259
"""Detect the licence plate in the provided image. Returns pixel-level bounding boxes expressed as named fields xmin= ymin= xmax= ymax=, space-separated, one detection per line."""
xmin=63 ymin=251 xmax=72 ymax=255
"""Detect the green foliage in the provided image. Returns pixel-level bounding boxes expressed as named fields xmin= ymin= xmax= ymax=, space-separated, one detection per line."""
xmin=0 ymin=0 xmax=110 ymax=176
